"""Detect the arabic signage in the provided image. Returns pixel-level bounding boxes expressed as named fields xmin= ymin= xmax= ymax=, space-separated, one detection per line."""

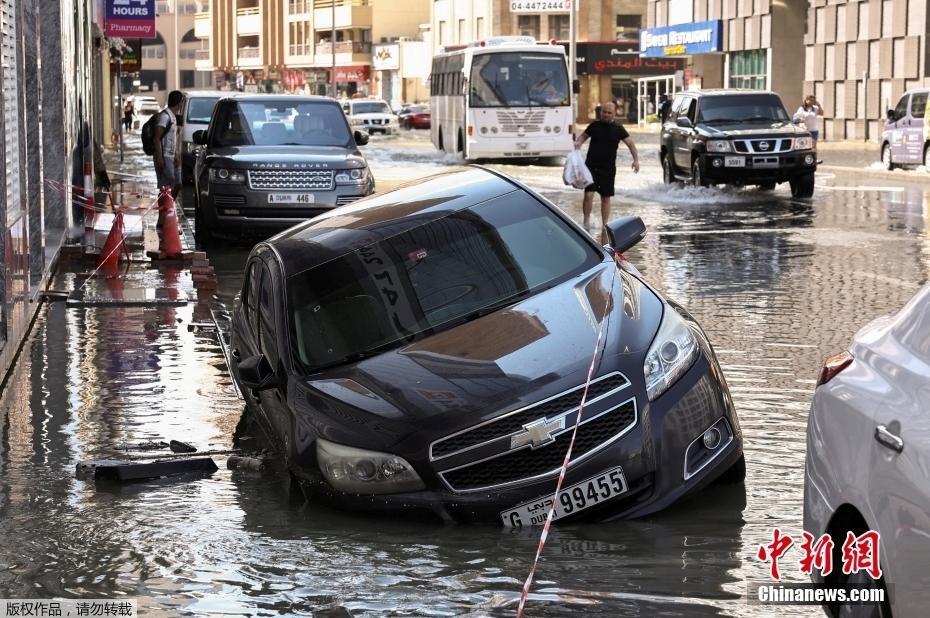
xmin=561 ymin=42 xmax=686 ymax=76
xmin=372 ymin=44 xmax=399 ymax=71
xmin=510 ymin=0 xmax=571 ymax=14
xmin=332 ymin=65 xmax=371 ymax=83
xmin=640 ymin=20 xmax=722 ymax=58
xmin=105 ymin=0 xmax=156 ymax=39
xmin=110 ymin=38 xmax=141 ymax=72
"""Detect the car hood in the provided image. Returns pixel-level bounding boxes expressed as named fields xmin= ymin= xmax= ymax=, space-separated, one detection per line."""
xmin=300 ymin=263 xmax=665 ymax=449
xmin=205 ymin=145 xmax=365 ymax=167
xmin=352 ymin=113 xmax=394 ymax=120
xmin=698 ymin=121 xmax=808 ymax=138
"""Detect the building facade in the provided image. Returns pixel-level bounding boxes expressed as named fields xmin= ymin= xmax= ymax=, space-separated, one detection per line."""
xmin=431 ymin=0 xmax=652 ymax=122
xmin=0 ymin=0 xmax=98 ymax=383
xmin=194 ymin=0 xmax=430 ymax=101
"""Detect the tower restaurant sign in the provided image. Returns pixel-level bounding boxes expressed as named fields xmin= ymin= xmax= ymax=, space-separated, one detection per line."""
xmin=639 ymin=20 xmax=722 ymax=58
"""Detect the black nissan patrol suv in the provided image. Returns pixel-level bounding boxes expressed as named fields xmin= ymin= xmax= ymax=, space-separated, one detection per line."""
xmin=659 ymin=90 xmax=817 ymax=198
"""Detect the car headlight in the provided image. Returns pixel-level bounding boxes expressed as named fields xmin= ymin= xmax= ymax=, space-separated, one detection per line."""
xmin=706 ymin=140 xmax=732 ymax=153
xmin=316 ymin=438 xmax=425 ymax=494
xmin=349 ymin=117 xmax=363 ymax=126
xmin=334 ymin=167 xmax=370 ymax=185
xmin=208 ymin=168 xmax=246 ymax=183
xmin=793 ymin=136 xmax=813 ymax=150
xmin=643 ymin=305 xmax=699 ymax=401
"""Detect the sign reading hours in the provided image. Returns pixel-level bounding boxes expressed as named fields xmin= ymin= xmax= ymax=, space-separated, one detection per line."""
xmin=509 ymin=0 xmax=571 ymax=14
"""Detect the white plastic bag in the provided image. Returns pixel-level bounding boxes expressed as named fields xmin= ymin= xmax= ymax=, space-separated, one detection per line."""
xmin=563 ymin=150 xmax=593 ymax=189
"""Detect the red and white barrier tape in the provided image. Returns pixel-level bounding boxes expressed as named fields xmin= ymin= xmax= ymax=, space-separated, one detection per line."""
xmin=515 ymin=254 xmax=620 ymax=617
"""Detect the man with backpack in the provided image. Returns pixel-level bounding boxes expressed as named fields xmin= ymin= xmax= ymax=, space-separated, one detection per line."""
xmin=142 ymin=90 xmax=184 ymax=197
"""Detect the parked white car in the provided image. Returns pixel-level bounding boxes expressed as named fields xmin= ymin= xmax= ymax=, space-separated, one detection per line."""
xmin=342 ymin=98 xmax=398 ymax=135
xmin=178 ymin=91 xmax=225 ymax=185
xmin=804 ymin=283 xmax=930 ymax=617
xmin=134 ymin=95 xmax=160 ymax=117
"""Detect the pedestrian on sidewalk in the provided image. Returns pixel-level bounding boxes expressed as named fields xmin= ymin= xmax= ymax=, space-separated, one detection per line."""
xmin=153 ymin=90 xmax=184 ymax=198
xmin=574 ymin=101 xmax=640 ymax=232
xmin=793 ymin=95 xmax=823 ymax=145
xmin=122 ymin=98 xmax=135 ymax=133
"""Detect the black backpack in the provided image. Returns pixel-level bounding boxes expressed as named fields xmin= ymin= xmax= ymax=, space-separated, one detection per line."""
xmin=141 ymin=110 xmax=172 ymax=156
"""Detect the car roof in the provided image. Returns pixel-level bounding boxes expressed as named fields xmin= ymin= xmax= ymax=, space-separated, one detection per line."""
xmin=183 ymin=90 xmax=227 ymax=98
xmin=216 ymin=94 xmax=340 ymax=104
xmin=679 ymin=89 xmax=781 ymax=97
xmin=266 ymin=167 xmax=521 ymax=275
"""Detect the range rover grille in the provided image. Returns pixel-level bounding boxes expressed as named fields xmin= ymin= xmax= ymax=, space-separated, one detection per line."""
xmin=248 ymin=169 xmax=334 ymax=191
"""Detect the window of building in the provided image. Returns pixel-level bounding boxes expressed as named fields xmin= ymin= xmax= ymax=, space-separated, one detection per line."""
xmin=548 ymin=15 xmax=569 ymax=41
xmin=476 ymin=17 xmax=485 ymax=39
xmin=517 ymin=15 xmax=540 ymax=39
xmin=616 ymin=14 xmax=641 ymax=39
xmin=439 ymin=21 xmax=447 ymax=47
xmin=728 ymin=49 xmax=767 ymax=90
xmin=458 ymin=19 xmax=466 ymax=45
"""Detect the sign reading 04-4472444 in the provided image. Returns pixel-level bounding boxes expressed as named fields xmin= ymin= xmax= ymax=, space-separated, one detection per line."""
xmin=639 ymin=20 xmax=722 ymax=58
xmin=509 ymin=0 xmax=570 ymax=13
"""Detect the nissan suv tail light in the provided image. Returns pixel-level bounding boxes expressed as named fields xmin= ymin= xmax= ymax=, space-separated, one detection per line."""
xmin=816 ymin=351 xmax=853 ymax=386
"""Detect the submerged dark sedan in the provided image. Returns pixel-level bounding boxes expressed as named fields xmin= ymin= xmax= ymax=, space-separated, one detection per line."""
xmin=229 ymin=167 xmax=744 ymax=524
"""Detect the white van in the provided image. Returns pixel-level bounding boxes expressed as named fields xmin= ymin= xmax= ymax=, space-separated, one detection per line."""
xmin=178 ymin=91 xmax=225 ymax=184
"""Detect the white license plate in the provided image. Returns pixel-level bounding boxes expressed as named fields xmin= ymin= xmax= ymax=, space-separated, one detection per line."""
xmin=267 ymin=193 xmax=315 ymax=204
xmin=724 ymin=156 xmax=745 ymax=167
xmin=500 ymin=466 xmax=628 ymax=527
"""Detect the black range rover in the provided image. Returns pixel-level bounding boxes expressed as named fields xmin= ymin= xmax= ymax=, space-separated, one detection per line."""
xmin=659 ymin=90 xmax=817 ymax=198
xmin=193 ymin=95 xmax=375 ymax=243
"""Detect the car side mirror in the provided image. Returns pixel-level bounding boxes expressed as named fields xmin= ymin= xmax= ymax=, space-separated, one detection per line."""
xmin=675 ymin=116 xmax=692 ymax=129
xmin=238 ymin=354 xmax=277 ymax=391
xmin=193 ymin=130 xmax=207 ymax=145
xmin=886 ymin=109 xmax=896 ymax=121
xmin=605 ymin=216 xmax=646 ymax=254
xmin=354 ymin=130 xmax=369 ymax=146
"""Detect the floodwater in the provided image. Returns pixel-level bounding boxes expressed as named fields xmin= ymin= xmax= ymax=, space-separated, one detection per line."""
xmin=1 ymin=133 xmax=928 ymax=616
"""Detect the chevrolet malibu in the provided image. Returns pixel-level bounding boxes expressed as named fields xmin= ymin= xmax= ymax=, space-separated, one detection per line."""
xmin=193 ymin=95 xmax=374 ymax=243
xmin=229 ymin=167 xmax=744 ymax=524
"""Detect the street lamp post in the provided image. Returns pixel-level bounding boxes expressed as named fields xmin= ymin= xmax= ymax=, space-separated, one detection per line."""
xmin=569 ymin=0 xmax=577 ymax=133
xmin=331 ymin=0 xmax=337 ymax=98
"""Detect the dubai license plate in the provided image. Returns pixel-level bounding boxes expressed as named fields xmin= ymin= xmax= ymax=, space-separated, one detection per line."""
xmin=267 ymin=193 xmax=315 ymax=204
xmin=724 ymin=156 xmax=745 ymax=167
xmin=500 ymin=467 xmax=627 ymax=527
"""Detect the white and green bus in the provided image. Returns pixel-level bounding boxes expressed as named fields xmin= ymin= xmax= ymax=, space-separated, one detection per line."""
xmin=430 ymin=37 xmax=572 ymax=160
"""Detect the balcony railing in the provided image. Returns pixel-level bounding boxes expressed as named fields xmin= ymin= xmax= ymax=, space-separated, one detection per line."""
xmin=236 ymin=6 xmax=260 ymax=16
xmin=313 ymin=0 xmax=369 ymax=7
xmin=195 ymin=49 xmax=210 ymax=60
xmin=315 ymin=41 xmax=370 ymax=54
xmin=288 ymin=43 xmax=312 ymax=56
xmin=238 ymin=47 xmax=260 ymax=58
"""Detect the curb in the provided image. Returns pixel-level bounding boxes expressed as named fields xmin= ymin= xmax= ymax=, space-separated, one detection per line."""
xmin=818 ymin=164 xmax=930 ymax=183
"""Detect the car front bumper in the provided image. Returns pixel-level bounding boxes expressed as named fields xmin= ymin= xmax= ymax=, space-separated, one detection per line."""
xmin=293 ymin=349 xmax=743 ymax=524
xmin=700 ymin=150 xmax=817 ymax=183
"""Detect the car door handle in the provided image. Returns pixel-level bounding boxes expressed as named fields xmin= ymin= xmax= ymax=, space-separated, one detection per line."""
xmin=874 ymin=425 xmax=904 ymax=453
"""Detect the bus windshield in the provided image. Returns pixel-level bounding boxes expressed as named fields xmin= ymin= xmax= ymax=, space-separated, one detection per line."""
xmin=469 ymin=52 xmax=569 ymax=108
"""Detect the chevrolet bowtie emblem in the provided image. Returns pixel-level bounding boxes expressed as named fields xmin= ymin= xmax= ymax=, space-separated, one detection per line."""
xmin=511 ymin=415 xmax=566 ymax=450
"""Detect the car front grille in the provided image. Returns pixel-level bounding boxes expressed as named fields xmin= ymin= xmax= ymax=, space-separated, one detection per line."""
xmin=335 ymin=195 xmax=364 ymax=206
xmin=496 ymin=110 xmax=547 ymax=133
xmin=248 ymin=169 xmax=334 ymax=191
xmin=733 ymin=138 xmax=792 ymax=154
xmin=430 ymin=373 xmax=630 ymax=460
xmin=439 ymin=399 xmax=637 ymax=492
xmin=213 ymin=194 xmax=247 ymax=206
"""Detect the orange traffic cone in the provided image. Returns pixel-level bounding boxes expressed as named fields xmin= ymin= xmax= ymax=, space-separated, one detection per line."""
xmin=157 ymin=186 xmax=173 ymax=228
xmin=98 ymin=209 xmax=129 ymax=269
xmin=160 ymin=199 xmax=183 ymax=259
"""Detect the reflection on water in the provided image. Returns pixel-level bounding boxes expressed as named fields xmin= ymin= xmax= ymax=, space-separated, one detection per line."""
xmin=0 ymin=176 xmax=927 ymax=616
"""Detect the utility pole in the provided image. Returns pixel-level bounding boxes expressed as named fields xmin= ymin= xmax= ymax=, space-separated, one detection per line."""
xmin=331 ymin=0 xmax=337 ymax=98
xmin=174 ymin=0 xmax=180 ymax=91
xmin=569 ymin=0 xmax=577 ymax=133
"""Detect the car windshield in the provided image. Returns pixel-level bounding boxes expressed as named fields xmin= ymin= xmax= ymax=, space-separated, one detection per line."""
xmin=352 ymin=101 xmax=391 ymax=114
xmin=287 ymin=192 xmax=601 ymax=373
xmin=469 ymin=52 xmax=569 ymax=108
xmin=210 ymin=101 xmax=352 ymax=147
xmin=697 ymin=94 xmax=791 ymax=123
xmin=186 ymin=97 xmax=219 ymax=124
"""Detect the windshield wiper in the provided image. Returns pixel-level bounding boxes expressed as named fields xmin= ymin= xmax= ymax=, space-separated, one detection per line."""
xmin=743 ymin=116 xmax=779 ymax=122
xmin=459 ymin=290 xmax=533 ymax=325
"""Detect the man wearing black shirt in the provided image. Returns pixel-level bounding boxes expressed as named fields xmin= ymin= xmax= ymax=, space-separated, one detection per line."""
xmin=573 ymin=101 xmax=640 ymax=230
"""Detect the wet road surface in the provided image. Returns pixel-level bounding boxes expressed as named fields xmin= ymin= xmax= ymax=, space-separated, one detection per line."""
xmin=0 ymin=131 xmax=927 ymax=616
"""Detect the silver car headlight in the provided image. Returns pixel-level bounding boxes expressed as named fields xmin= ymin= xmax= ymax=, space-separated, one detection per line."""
xmin=316 ymin=438 xmax=425 ymax=495
xmin=793 ymin=136 xmax=813 ymax=150
xmin=334 ymin=167 xmax=370 ymax=185
xmin=349 ymin=117 xmax=364 ymax=126
xmin=209 ymin=168 xmax=246 ymax=183
xmin=644 ymin=305 xmax=699 ymax=401
xmin=706 ymin=140 xmax=732 ymax=153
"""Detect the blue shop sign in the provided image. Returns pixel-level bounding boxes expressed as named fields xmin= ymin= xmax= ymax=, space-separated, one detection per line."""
xmin=640 ymin=20 xmax=722 ymax=58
